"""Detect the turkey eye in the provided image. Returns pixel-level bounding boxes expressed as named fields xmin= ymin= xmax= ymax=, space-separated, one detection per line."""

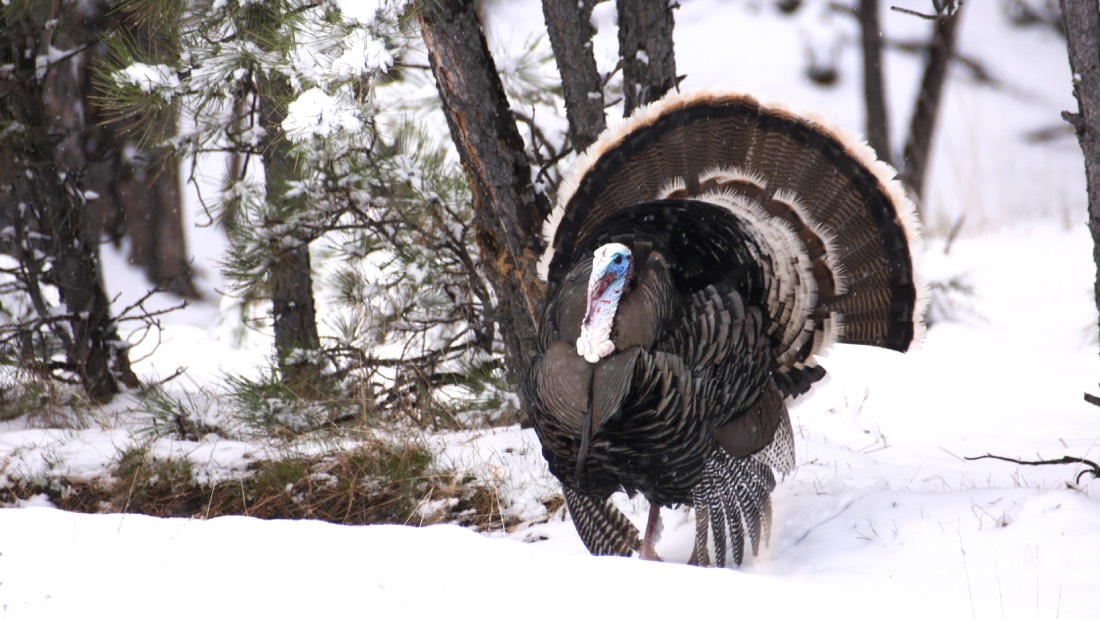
xmin=613 ymin=255 xmax=623 ymax=265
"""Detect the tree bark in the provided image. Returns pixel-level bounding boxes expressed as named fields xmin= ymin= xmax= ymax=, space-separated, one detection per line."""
xmin=65 ymin=2 xmax=196 ymax=298
xmin=1059 ymin=0 xmax=1100 ymax=344
xmin=900 ymin=3 xmax=963 ymax=203
xmin=858 ymin=0 xmax=892 ymax=164
xmin=542 ymin=0 xmax=607 ymax=153
xmin=616 ymin=0 xmax=679 ymax=115
xmin=114 ymin=148 xmax=194 ymax=298
xmin=418 ymin=0 xmax=550 ymax=416
xmin=106 ymin=110 xmax=196 ymax=298
xmin=227 ymin=0 xmax=326 ymax=393
xmin=1 ymin=7 xmax=138 ymax=401
xmin=257 ymin=71 xmax=325 ymax=392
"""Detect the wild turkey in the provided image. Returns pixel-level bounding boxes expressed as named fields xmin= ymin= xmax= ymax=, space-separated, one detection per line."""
xmin=527 ymin=90 xmax=924 ymax=567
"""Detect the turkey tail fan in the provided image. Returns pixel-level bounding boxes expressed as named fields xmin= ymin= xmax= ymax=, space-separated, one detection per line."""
xmin=692 ymin=450 xmax=777 ymax=568
xmin=540 ymin=91 xmax=927 ymax=379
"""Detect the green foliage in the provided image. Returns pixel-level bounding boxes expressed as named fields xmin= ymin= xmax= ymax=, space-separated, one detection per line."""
xmin=220 ymin=367 xmax=333 ymax=434
xmin=0 ymin=272 xmax=61 ymax=394
xmin=93 ymin=28 xmax=179 ymax=145
xmin=249 ymin=456 xmax=310 ymax=494
xmin=136 ymin=384 xmax=223 ymax=441
xmin=94 ymin=0 xmax=411 ymax=390
xmin=112 ymin=0 xmax=187 ymax=33
xmin=0 ymin=371 xmax=54 ymax=422
xmin=0 ymin=0 xmax=49 ymax=27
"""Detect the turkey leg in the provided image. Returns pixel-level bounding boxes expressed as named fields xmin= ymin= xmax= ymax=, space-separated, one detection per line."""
xmin=639 ymin=502 xmax=663 ymax=561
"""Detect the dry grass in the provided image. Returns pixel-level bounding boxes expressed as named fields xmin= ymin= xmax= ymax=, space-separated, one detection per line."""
xmin=0 ymin=437 xmax=518 ymax=528
xmin=0 ymin=369 xmax=89 ymax=428
xmin=0 ymin=371 xmax=546 ymax=532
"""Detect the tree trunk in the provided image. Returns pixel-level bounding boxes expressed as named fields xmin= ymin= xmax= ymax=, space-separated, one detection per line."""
xmin=225 ymin=0 xmax=327 ymax=393
xmin=257 ymin=72 xmax=325 ymax=392
xmin=1 ymin=7 xmax=138 ymax=401
xmin=900 ymin=4 xmax=964 ymax=203
xmin=1059 ymin=0 xmax=1100 ymax=344
xmin=542 ymin=0 xmax=607 ymax=153
xmin=616 ymin=0 xmax=679 ymax=115
xmin=44 ymin=176 xmax=139 ymax=401
xmin=418 ymin=0 xmax=550 ymax=417
xmin=69 ymin=2 xmax=196 ymax=298
xmin=858 ymin=0 xmax=892 ymax=165
xmin=107 ymin=126 xmax=196 ymax=298
xmin=111 ymin=138 xmax=196 ymax=298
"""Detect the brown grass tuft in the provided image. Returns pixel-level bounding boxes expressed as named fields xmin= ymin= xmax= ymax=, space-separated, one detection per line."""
xmin=0 ymin=437 xmax=527 ymax=530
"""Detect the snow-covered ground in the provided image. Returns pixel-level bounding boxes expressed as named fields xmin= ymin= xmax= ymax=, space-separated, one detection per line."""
xmin=3 ymin=1 xmax=1099 ymax=618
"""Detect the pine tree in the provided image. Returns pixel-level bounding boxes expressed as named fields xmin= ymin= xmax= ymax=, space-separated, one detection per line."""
xmin=97 ymin=0 xmax=559 ymax=425
xmin=99 ymin=0 xmax=411 ymax=399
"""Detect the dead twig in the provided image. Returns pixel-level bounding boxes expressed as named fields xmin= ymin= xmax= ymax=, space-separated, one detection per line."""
xmin=891 ymin=0 xmax=962 ymax=20
xmin=1085 ymin=391 xmax=1100 ymax=408
xmin=964 ymin=453 xmax=1100 ymax=485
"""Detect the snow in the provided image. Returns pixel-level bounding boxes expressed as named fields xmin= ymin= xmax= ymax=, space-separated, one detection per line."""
xmin=282 ymin=87 xmax=362 ymax=143
xmin=330 ymin=30 xmax=394 ymax=77
xmin=331 ymin=0 xmax=385 ymax=25
xmin=112 ymin=63 xmax=180 ymax=100
xmin=3 ymin=1 xmax=1099 ymax=618
xmin=0 ymin=508 xmax=948 ymax=619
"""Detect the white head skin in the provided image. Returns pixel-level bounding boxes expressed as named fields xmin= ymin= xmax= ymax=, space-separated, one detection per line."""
xmin=576 ymin=243 xmax=633 ymax=363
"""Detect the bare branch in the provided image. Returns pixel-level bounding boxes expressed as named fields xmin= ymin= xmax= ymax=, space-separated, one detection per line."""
xmin=1084 ymin=390 xmax=1100 ymax=408
xmin=964 ymin=453 xmax=1100 ymax=485
xmin=890 ymin=6 xmax=939 ymax=19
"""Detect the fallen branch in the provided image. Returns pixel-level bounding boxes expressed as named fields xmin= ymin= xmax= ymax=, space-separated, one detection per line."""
xmin=1085 ymin=391 xmax=1100 ymax=408
xmin=964 ymin=453 xmax=1100 ymax=485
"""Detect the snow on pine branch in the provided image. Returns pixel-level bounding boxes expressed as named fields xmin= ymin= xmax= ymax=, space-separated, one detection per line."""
xmin=112 ymin=63 xmax=180 ymax=100
xmin=283 ymin=87 xmax=363 ymax=143
xmin=330 ymin=30 xmax=395 ymax=78
xmin=330 ymin=0 xmax=394 ymax=27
